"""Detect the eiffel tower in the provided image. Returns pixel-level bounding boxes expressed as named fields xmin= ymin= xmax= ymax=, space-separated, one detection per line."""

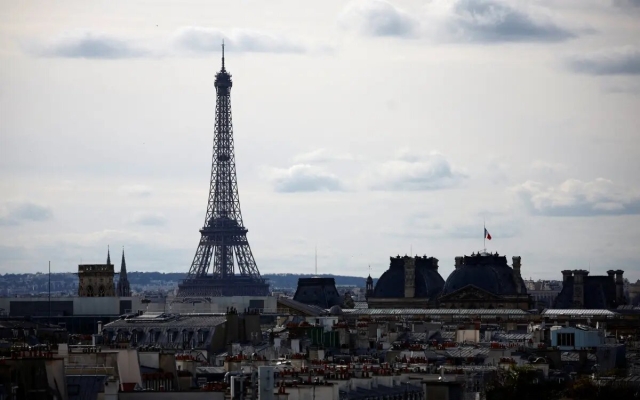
xmin=177 ymin=44 xmax=269 ymax=298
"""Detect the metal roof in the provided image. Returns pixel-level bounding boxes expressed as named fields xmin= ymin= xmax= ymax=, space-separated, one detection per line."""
xmin=560 ymin=352 xmax=597 ymax=362
xmin=104 ymin=314 xmax=226 ymax=329
xmin=542 ymin=309 xmax=619 ymax=317
xmin=276 ymin=297 xmax=326 ymax=316
xmin=493 ymin=333 xmax=533 ymax=341
xmin=341 ymin=308 xmax=529 ymax=316
xmin=445 ymin=347 xmax=490 ymax=358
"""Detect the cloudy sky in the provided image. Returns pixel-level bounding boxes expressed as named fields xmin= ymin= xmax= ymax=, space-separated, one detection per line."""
xmin=1 ymin=0 xmax=639 ymax=282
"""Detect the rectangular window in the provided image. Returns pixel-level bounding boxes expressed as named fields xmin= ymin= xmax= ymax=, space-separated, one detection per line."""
xmin=558 ymin=332 xmax=576 ymax=347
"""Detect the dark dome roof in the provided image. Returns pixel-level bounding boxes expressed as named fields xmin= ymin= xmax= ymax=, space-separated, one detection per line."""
xmin=441 ymin=253 xmax=525 ymax=296
xmin=329 ymin=305 xmax=343 ymax=316
xmin=372 ymin=256 xmax=445 ymax=299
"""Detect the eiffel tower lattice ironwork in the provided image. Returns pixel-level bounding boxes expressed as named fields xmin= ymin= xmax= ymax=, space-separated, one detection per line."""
xmin=177 ymin=44 xmax=269 ymax=298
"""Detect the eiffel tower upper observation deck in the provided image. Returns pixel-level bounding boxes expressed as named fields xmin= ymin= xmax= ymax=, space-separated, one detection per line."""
xmin=177 ymin=44 xmax=269 ymax=298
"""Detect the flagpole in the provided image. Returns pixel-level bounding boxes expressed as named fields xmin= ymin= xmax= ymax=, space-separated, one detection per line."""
xmin=483 ymin=220 xmax=486 ymax=253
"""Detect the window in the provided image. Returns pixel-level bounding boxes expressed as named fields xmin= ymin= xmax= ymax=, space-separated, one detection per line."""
xmin=557 ymin=332 xmax=575 ymax=347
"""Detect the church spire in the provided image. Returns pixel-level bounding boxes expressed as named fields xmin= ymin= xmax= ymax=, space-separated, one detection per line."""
xmin=107 ymin=245 xmax=111 ymax=265
xmin=120 ymin=248 xmax=128 ymax=278
xmin=117 ymin=247 xmax=131 ymax=297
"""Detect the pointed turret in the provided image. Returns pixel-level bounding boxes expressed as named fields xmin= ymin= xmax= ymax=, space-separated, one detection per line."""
xmin=106 ymin=246 xmax=111 ymax=265
xmin=117 ymin=248 xmax=131 ymax=297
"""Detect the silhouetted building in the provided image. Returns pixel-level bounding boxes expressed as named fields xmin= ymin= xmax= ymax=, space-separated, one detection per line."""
xmin=116 ymin=249 xmax=131 ymax=297
xmin=293 ymin=277 xmax=343 ymax=309
xmin=439 ymin=252 xmax=530 ymax=310
xmin=554 ymin=269 xmax=626 ymax=309
xmin=365 ymin=275 xmax=374 ymax=300
xmin=368 ymin=256 xmax=445 ymax=308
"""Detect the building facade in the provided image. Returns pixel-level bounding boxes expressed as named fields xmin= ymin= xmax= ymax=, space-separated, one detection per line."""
xmin=78 ymin=264 xmax=115 ymax=297
xmin=368 ymin=256 xmax=445 ymax=309
xmin=553 ymin=269 xmax=625 ymax=309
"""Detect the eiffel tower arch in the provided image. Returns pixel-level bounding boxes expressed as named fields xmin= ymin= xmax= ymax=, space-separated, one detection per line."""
xmin=177 ymin=45 xmax=269 ymax=298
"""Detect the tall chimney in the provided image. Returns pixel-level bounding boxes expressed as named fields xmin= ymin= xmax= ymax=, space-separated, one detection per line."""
xmin=454 ymin=257 xmax=463 ymax=270
xmin=512 ymin=256 xmax=522 ymax=278
xmin=561 ymin=270 xmax=572 ymax=283
xmin=511 ymin=256 xmax=523 ymax=293
xmin=572 ymin=270 xmax=588 ymax=308
xmin=404 ymin=257 xmax=415 ymax=298
xmin=615 ymin=270 xmax=625 ymax=304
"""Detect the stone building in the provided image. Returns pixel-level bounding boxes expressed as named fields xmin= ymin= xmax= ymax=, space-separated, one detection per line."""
xmin=553 ymin=269 xmax=626 ymax=309
xmin=78 ymin=249 xmax=116 ymax=297
xmin=367 ymin=255 xmax=445 ymax=308
xmin=438 ymin=252 xmax=531 ymax=310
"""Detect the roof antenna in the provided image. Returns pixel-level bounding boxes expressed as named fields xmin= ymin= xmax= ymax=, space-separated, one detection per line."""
xmin=221 ymin=39 xmax=225 ymax=70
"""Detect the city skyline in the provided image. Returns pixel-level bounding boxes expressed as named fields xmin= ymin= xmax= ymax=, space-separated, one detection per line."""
xmin=1 ymin=0 xmax=639 ymax=280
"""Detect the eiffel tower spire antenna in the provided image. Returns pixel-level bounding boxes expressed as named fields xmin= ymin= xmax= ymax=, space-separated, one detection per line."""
xmin=177 ymin=46 xmax=268 ymax=297
xmin=221 ymin=39 xmax=225 ymax=71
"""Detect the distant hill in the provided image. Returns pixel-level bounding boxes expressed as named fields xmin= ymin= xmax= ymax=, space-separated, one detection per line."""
xmin=0 ymin=272 xmax=374 ymax=293
xmin=123 ymin=272 xmax=372 ymax=288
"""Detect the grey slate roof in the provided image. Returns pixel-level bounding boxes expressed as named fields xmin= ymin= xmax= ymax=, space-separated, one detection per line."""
xmin=102 ymin=313 xmax=226 ymax=348
xmin=372 ymin=256 xmax=445 ymax=299
xmin=293 ymin=277 xmax=343 ymax=308
xmin=442 ymin=253 xmax=526 ymax=296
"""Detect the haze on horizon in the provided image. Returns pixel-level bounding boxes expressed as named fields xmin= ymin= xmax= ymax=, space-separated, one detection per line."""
xmin=1 ymin=0 xmax=639 ymax=281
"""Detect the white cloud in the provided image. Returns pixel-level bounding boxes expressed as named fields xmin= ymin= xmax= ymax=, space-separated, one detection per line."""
xmin=531 ymin=160 xmax=567 ymax=175
xmin=267 ymin=164 xmax=344 ymax=193
xmin=613 ymin=0 xmax=640 ymax=8
xmin=513 ymin=178 xmax=640 ymax=216
xmin=442 ymin=0 xmax=577 ymax=43
xmin=172 ymin=27 xmax=306 ymax=54
xmin=0 ymin=202 xmax=53 ymax=226
xmin=129 ymin=212 xmax=167 ymax=226
xmin=27 ymin=31 xmax=146 ymax=59
xmin=366 ymin=150 xmax=466 ymax=191
xmin=567 ymin=46 xmax=640 ymax=75
xmin=338 ymin=0 xmax=419 ymax=37
xmin=338 ymin=0 xmax=577 ymax=43
xmin=26 ymin=27 xmax=309 ymax=59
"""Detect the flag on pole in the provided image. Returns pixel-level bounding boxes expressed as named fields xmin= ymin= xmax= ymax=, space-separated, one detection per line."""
xmin=484 ymin=228 xmax=492 ymax=240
